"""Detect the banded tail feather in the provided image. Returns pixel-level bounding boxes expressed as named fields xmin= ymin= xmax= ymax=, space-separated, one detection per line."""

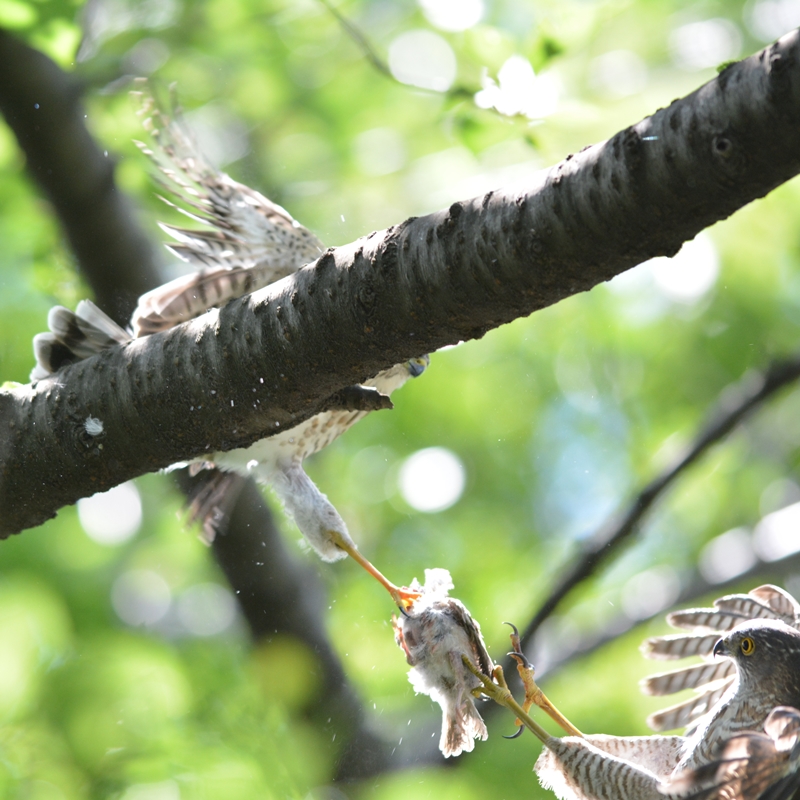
xmin=31 ymin=301 xmax=131 ymax=380
xmin=641 ymin=633 xmax=722 ymax=661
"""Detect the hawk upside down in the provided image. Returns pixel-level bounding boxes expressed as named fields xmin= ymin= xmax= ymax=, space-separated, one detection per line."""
xmin=533 ymin=585 xmax=800 ymax=800
xmin=30 ymin=86 xmax=427 ymax=604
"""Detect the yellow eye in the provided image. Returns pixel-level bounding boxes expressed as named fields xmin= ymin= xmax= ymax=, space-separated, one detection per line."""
xmin=740 ymin=636 xmax=755 ymax=656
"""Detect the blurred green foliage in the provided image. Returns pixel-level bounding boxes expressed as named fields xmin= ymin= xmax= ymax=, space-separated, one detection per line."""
xmin=3 ymin=0 xmax=800 ymax=798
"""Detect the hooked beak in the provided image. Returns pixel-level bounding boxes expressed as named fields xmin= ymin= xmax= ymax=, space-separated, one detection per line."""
xmin=713 ymin=638 xmax=727 ymax=658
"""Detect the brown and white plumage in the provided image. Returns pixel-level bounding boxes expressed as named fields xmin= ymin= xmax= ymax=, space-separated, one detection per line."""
xmin=392 ymin=569 xmax=493 ymax=757
xmin=129 ymin=86 xmax=324 ymax=335
xmin=31 ymin=85 xmax=429 ymax=560
xmin=665 ymin=706 xmax=800 ymax=800
xmin=536 ymin=591 xmax=800 ymax=800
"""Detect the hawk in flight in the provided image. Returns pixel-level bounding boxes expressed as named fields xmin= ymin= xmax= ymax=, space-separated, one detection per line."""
xmin=533 ymin=584 xmax=800 ymax=800
xmin=31 ymin=86 xmax=427 ymax=603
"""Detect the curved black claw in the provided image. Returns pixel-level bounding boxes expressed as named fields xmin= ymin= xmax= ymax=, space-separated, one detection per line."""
xmin=503 ymin=725 xmax=525 ymax=740
xmin=507 ymin=650 xmax=533 ymax=669
xmin=503 ymin=621 xmax=520 ymax=636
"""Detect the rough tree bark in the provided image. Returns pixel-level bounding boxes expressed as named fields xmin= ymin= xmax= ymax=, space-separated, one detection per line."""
xmin=0 ymin=29 xmax=400 ymax=779
xmin=3 ymin=29 xmax=800 ymax=536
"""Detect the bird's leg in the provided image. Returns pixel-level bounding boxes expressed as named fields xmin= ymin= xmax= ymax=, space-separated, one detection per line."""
xmin=462 ymin=657 xmax=553 ymax=745
xmin=506 ymin=623 xmax=583 ymax=737
xmin=329 ymin=530 xmax=421 ymax=611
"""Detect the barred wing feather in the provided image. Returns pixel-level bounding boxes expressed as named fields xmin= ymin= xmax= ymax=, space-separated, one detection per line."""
xmin=641 ymin=660 xmax=734 ymax=697
xmin=130 ymin=84 xmax=322 ymax=335
xmin=641 ymin=586 xmax=800 ymax=734
xmin=647 ymin=680 xmax=734 ymax=734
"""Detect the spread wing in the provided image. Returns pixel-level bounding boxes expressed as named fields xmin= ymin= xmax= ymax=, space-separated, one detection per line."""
xmin=130 ymin=82 xmax=323 ymax=335
xmin=32 ymin=84 xmax=325 ymax=378
xmin=641 ymin=586 xmax=800 ymax=733
xmin=663 ymin=707 xmax=800 ymax=800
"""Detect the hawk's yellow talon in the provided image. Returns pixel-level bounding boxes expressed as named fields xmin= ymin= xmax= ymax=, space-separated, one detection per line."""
xmin=507 ymin=625 xmax=582 ymax=737
xmin=331 ymin=531 xmax=418 ymax=611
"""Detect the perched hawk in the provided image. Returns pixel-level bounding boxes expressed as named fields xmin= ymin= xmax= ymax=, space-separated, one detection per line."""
xmin=31 ymin=87 xmax=428 ymax=582
xmin=535 ymin=586 xmax=800 ymax=800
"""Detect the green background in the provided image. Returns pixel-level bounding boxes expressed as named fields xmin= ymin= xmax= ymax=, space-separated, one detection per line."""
xmin=2 ymin=0 xmax=800 ymax=798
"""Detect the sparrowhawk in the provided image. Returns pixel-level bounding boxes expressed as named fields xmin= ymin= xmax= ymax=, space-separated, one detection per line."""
xmin=535 ymin=586 xmax=800 ymax=800
xmin=30 ymin=86 xmax=427 ymax=599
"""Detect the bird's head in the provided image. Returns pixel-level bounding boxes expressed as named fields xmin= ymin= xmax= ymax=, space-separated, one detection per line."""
xmin=369 ymin=354 xmax=430 ymax=395
xmin=714 ymin=619 xmax=800 ymax=703
xmin=406 ymin=354 xmax=430 ymax=378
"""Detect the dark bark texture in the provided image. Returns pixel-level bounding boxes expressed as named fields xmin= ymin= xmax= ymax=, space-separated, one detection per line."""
xmin=3 ymin=30 xmax=800 ymax=535
xmin=0 ymin=30 xmax=400 ymax=779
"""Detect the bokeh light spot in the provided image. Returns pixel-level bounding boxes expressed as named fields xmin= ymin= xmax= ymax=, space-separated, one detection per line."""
xmin=648 ymin=233 xmax=720 ymax=303
xmin=78 ymin=481 xmax=142 ymax=546
xmin=699 ymin=527 xmax=757 ymax=584
xmin=669 ymin=18 xmax=742 ymax=71
xmin=621 ymin=566 xmax=680 ymax=620
xmin=177 ymin=583 xmax=237 ymax=637
xmin=112 ymin=570 xmax=171 ymax=627
xmin=388 ymin=30 xmax=457 ymax=92
xmin=398 ymin=447 xmax=466 ymax=512
xmin=753 ymin=501 xmax=800 ymax=561
xmin=746 ymin=0 xmax=800 ymax=42
xmin=419 ymin=0 xmax=483 ymax=32
xmin=588 ymin=50 xmax=647 ymax=98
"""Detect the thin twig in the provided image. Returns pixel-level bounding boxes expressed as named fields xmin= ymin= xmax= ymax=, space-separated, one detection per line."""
xmin=317 ymin=0 xmax=475 ymax=101
xmin=537 ymin=546 xmax=800 ymax=680
xmin=317 ymin=0 xmax=393 ymax=78
xmin=517 ymin=356 xmax=800 ymax=656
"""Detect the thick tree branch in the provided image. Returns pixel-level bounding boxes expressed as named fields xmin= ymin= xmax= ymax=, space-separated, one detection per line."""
xmin=514 ymin=354 xmax=800 ymax=662
xmin=0 ymin=30 xmax=397 ymax=779
xmin=4 ymin=30 xmax=800 ymax=535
